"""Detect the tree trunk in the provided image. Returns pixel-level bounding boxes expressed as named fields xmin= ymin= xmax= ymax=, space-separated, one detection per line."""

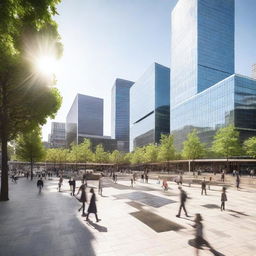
xmin=0 ymin=133 xmax=9 ymax=201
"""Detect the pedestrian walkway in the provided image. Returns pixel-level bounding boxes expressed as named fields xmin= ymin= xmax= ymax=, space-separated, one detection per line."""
xmin=0 ymin=176 xmax=255 ymax=256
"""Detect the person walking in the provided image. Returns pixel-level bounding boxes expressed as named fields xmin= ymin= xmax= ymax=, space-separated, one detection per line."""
xmin=201 ymin=178 xmax=207 ymax=195
xmin=131 ymin=178 xmax=134 ymax=187
xmin=98 ymin=176 xmax=103 ymax=196
xmin=77 ymin=180 xmax=87 ymax=216
xmin=37 ymin=178 xmax=44 ymax=193
xmin=162 ymin=179 xmax=168 ymax=191
xmin=86 ymin=188 xmax=100 ymax=222
xmin=192 ymin=214 xmax=211 ymax=256
xmin=176 ymin=186 xmax=189 ymax=218
xmin=208 ymin=177 xmax=212 ymax=190
xmin=220 ymin=187 xmax=227 ymax=211
xmin=58 ymin=176 xmax=63 ymax=192
xmin=236 ymin=174 xmax=240 ymax=190
xmin=72 ymin=178 xmax=76 ymax=196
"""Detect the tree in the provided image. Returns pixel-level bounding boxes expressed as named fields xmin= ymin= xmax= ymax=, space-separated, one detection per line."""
xmin=144 ymin=144 xmax=158 ymax=163
xmin=79 ymin=139 xmax=93 ymax=163
xmin=16 ymin=127 xmax=46 ymax=179
xmin=212 ymin=125 xmax=242 ymax=158
xmin=110 ymin=150 xmax=124 ymax=164
xmin=130 ymin=147 xmax=146 ymax=165
xmin=94 ymin=144 xmax=109 ymax=163
xmin=158 ymin=134 xmax=176 ymax=162
xmin=0 ymin=1 xmax=63 ymax=200
xmin=46 ymin=148 xmax=59 ymax=167
xmin=182 ymin=130 xmax=205 ymax=172
xmin=243 ymin=137 xmax=256 ymax=158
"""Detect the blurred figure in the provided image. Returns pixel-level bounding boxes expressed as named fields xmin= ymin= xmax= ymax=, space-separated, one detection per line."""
xmin=201 ymin=178 xmax=207 ymax=195
xmin=86 ymin=188 xmax=100 ymax=222
xmin=221 ymin=187 xmax=227 ymax=211
xmin=37 ymin=178 xmax=44 ymax=193
xmin=77 ymin=180 xmax=87 ymax=216
xmin=176 ymin=186 xmax=189 ymax=218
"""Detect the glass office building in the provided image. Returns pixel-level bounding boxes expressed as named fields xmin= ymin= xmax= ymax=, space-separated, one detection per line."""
xmin=48 ymin=122 xmax=66 ymax=148
xmin=111 ymin=78 xmax=134 ymax=152
xmin=130 ymin=63 xmax=170 ymax=151
xmin=171 ymin=0 xmax=234 ymax=107
xmin=66 ymin=94 xmax=103 ymax=146
xmin=171 ymin=75 xmax=256 ymax=149
xmin=170 ymin=0 xmax=256 ymax=149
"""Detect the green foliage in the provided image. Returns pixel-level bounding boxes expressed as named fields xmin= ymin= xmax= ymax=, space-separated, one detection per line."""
xmin=243 ymin=137 xmax=256 ymax=158
xmin=158 ymin=134 xmax=176 ymax=162
xmin=16 ymin=127 xmax=46 ymax=163
xmin=94 ymin=144 xmax=109 ymax=163
xmin=0 ymin=0 xmax=63 ymax=200
xmin=211 ymin=125 xmax=242 ymax=158
xmin=182 ymin=130 xmax=205 ymax=159
xmin=110 ymin=150 xmax=124 ymax=164
xmin=130 ymin=147 xmax=146 ymax=164
xmin=78 ymin=139 xmax=93 ymax=162
xmin=144 ymin=144 xmax=158 ymax=163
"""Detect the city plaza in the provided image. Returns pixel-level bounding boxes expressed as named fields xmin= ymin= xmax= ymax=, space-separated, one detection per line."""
xmin=0 ymin=172 xmax=255 ymax=256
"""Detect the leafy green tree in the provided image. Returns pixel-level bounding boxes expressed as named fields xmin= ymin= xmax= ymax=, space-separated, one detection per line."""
xmin=158 ymin=134 xmax=176 ymax=162
xmin=130 ymin=147 xmax=146 ymax=165
xmin=212 ymin=125 xmax=242 ymax=158
xmin=94 ymin=144 xmax=108 ymax=163
xmin=144 ymin=144 xmax=158 ymax=163
xmin=16 ymin=127 xmax=46 ymax=179
xmin=243 ymin=137 xmax=256 ymax=158
xmin=182 ymin=130 xmax=205 ymax=160
xmin=46 ymin=148 xmax=59 ymax=167
xmin=110 ymin=150 xmax=124 ymax=164
xmin=79 ymin=139 xmax=93 ymax=162
xmin=182 ymin=130 xmax=205 ymax=172
xmin=0 ymin=1 xmax=62 ymax=200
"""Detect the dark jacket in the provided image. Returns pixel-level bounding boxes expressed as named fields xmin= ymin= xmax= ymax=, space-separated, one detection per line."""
xmin=88 ymin=193 xmax=97 ymax=213
xmin=79 ymin=184 xmax=87 ymax=203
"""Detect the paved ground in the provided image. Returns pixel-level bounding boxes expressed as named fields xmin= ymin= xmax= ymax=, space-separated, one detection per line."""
xmin=0 ymin=174 xmax=256 ymax=256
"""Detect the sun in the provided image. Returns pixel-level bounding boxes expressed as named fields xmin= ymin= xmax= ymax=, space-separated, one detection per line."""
xmin=37 ymin=55 xmax=58 ymax=76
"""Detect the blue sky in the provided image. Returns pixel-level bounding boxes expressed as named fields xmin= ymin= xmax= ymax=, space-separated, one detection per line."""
xmin=42 ymin=0 xmax=256 ymax=140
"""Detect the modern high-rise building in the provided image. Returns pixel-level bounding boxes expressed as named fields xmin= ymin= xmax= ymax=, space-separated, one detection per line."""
xmin=48 ymin=122 xmax=66 ymax=148
xmin=130 ymin=63 xmax=170 ymax=151
xmin=170 ymin=0 xmax=256 ymax=149
xmin=66 ymin=94 xmax=118 ymax=152
xmin=111 ymin=78 xmax=134 ymax=152
xmin=66 ymin=94 xmax=103 ymax=146
xmin=171 ymin=0 xmax=234 ymax=107
xmin=252 ymin=64 xmax=256 ymax=79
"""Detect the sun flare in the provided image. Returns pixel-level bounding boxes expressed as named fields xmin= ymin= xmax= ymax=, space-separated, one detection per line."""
xmin=37 ymin=55 xmax=58 ymax=75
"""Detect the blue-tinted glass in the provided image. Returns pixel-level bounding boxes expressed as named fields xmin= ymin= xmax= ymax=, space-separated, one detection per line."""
xmin=130 ymin=63 xmax=170 ymax=151
xmin=111 ymin=79 xmax=134 ymax=152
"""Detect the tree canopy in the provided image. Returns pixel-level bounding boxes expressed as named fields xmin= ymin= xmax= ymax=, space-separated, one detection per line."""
xmin=158 ymin=134 xmax=176 ymax=162
xmin=243 ymin=137 xmax=256 ymax=158
xmin=182 ymin=130 xmax=205 ymax=160
xmin=0 ymin=0 xmax=63 ymax=200
xmin=211 ymin=125 xmax=242 ymax=158
xmin=16 ymin=127 xmax=46 ymax=178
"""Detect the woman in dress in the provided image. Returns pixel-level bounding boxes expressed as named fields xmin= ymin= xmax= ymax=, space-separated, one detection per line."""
xmin=86 ymin=188 xmax=100 ymax=222
xmin=77 ymin=180 xmax=87 ymax=216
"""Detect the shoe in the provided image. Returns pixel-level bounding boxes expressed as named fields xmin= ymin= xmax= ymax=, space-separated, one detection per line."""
xmin=176 ymin=215 xmax=180 ymax=218
xmin=82 ymin=213 xmax=87 ymax=217
xmin=96 ymin=219 xmax=101 ymax=222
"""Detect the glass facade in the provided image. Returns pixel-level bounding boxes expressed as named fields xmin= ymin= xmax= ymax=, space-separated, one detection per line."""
xmin=130 ymin=63 xmax=170 ymax=151
xmin=171 ymin=75 xmax=256 ymax=149
xmin=171 ymin=0 xmax=234 ymax=107
xmin=111 ymin=78 xmax=134 ymax=152
xmin=49 ymin=122 xmax=66 ymax=148
xmin=66 ymin=94 xmax=103 ymax=146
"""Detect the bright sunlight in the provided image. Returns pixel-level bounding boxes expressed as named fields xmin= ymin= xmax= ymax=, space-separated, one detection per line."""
xmin=37 ymin=55 xmax=58 ymax=76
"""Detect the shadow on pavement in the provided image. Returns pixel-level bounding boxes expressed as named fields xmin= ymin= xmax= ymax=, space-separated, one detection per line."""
xmin=188 ymin=238 xmax=225 ymax=256
xmin=86 ymin=220 xmax=108 ymax=232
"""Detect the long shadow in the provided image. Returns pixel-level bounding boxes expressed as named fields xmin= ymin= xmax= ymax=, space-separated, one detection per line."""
xmin=188 ymin=238 xmax=225 ymax=256
xmin=86 ymin=220 xmax=108 ymax=232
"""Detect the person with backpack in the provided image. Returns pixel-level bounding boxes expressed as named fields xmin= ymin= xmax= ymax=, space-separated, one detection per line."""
xmin=176 ymin=186 xmax=189 ymax=218
xmin=37 ymin=178 xmax=44 ymax=193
